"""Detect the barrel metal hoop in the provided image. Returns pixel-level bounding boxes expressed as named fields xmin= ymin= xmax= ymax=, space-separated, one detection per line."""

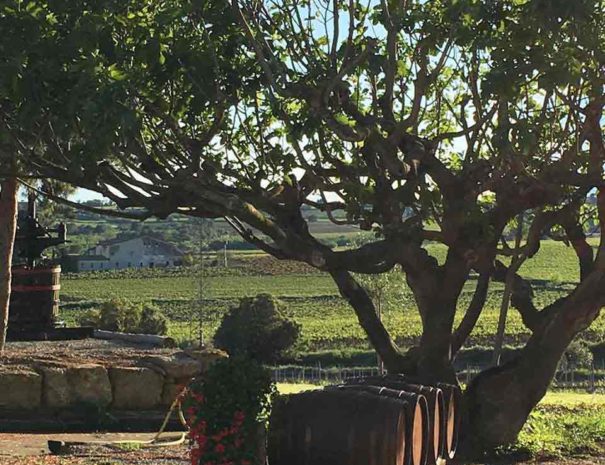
xmin=12 ymin=267 xmax=61 ymax=275
xmin=11 ymin=284 xmax=61 ymax=292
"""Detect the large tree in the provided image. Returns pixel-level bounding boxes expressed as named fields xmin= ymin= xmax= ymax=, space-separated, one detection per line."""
xmin=1 ymin=0 xmax=605 ymax=454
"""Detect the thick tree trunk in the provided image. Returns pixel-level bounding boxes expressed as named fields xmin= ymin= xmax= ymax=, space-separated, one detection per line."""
xmin=0 ymin=177 xmax=18 ymax=353
xmin=462 ymin=291 xmax=603 ymax=456
xmin=411 ymin=252 xmax=468 ymax=384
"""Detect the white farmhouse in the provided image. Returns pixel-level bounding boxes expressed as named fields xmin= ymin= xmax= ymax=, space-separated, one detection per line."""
xmin=76 ymin=236 xmax=184 ymax=271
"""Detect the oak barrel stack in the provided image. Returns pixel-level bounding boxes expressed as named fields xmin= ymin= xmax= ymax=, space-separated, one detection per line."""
xmin=269 ymin=389 xmax=408 ymax=465
xmin=334 ymin=384 xmax=429 ymax=465
xmin=345 ymin=377 xmax=444 ymax=464
xmin=268 ymin=375 xmax=461 ymax=465
xmin=9 ymin=265 xmax=61 ymax=331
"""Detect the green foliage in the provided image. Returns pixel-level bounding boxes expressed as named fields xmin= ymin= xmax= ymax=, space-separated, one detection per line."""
xmin=138 ymin=303 xmax=169 ymax=335
xmin=78 ymin=297 xmax=168 ymax=335
xmin=213 ymin=294 xmax=301 ymax=363
xmin=98 ymin=298 xmax=142 ymax=333
xmin=514 ymin=405 xmax=605 ymax=458
xmin=183 ymin=357 xmax=277 ymax=465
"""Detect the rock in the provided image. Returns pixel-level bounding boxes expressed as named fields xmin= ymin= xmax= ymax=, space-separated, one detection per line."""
xmin=0 ymin=367 xmax=42 ymax=410
xmin=38 ymin=366 xmax=70 ymax=408
xmin=141 ymin=355 xmax=204 ymax=379
xmin=109 ymin=367 xmax=164 ymax=410
xmin=181 ymin=348 xmax=228 ymax=371
xmin=37 ymin=363 xmax=112 ymax=409
xmin=66 ymin=364 xmax=112 ymax=407
xmin=160 ymin=381 xmax=183 ymax=407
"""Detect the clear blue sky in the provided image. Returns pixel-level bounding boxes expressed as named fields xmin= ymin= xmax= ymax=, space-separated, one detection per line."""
xmin=74 ymin=188 xmax=105 ymax=202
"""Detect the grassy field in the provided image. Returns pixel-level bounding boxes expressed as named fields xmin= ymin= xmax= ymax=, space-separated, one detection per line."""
xmin=59 ymin=240 xmax=605 ymax=352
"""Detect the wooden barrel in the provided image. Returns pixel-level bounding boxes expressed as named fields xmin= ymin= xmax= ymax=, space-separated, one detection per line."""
xmin=336 ymin=384 xmax=429 ymax=465
xmin=435 ymin=383 xmax=461 ymax=460
xmin=9 ymin=265 xmax=60 ymax=331
xmin=347 ymin=376 xmax=445 ymax=465
xmin=268 ymin=389 xmax=407 ymax=465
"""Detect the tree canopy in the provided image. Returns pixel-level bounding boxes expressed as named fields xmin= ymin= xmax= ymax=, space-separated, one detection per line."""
xmin=1 ymin=0 xmax=605 ymax=452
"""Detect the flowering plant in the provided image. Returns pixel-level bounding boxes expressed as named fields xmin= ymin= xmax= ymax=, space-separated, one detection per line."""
xmin=183 ymin=356 xmax=276 ymax=465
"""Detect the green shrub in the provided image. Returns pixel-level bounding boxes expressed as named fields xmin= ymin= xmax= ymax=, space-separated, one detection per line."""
xmin=77 ymin=298 xmax=168 ymax=335
xmin=137 ymin=304 xmax=169 ymax=335
xmin=98 ymin=298 xmax=142 ymax=332
xmin=214 ymin=293 xmax=301 ymax=363
xmin=183 ymin=357 xmax=276 ymax=465
xmin=78 ymin=309 xmax=102 ymax=328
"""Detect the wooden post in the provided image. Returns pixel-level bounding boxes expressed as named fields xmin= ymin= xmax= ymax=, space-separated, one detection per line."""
xmin=0 ymin=177 xmax=18 ymax=353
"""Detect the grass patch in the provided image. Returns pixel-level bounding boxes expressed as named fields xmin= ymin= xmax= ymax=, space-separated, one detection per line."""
xmin=541 ymin=391 xmax=605 ymax=407
xmin=512 ymin=405 xmax=605 ymax=459
xmin=277 ymin=383 xmax=321 ymax=394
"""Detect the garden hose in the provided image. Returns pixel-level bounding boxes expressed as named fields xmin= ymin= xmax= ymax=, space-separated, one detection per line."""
xmin=48 ymin=388 xmax=191 ymax=455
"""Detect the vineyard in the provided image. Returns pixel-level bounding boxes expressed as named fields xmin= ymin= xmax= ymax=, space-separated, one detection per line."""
xmin=59 ymin=240 xmax=605 ymax=353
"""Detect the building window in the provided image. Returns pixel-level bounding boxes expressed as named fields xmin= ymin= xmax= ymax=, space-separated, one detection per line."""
xmin=115 ymin=262 xmax=119 ymax=268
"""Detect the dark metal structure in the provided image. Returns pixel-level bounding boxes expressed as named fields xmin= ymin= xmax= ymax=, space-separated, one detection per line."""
xmin=14 ymin=193 xmax=67 ymax=267
xmin=8 ymin=194 xmax=93 ymax=340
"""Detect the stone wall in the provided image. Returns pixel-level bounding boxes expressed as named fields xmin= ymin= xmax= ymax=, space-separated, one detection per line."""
xmin=0 ymin=349 xmax=226 ymax=412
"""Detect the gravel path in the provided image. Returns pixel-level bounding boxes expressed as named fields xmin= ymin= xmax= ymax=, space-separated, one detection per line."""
xmin=0 ymin=433 xmax=189 ymax=465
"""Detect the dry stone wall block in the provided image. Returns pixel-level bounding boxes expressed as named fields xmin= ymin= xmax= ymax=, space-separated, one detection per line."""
xmin=141 ymin=355 xmax=203 ymax=379
xmin=0 ymin=368 xmax=42 ymax=411
xmin=38 ymin=366 xmax=70 ymax=408
xmin=66 ymin=364 xmax=112 ymax=407
xmin=161 ymin=380 xmax=182 ymax=407
xmin=109 ymin=367 xmax=164 ymax=410
xmin=182 ymin=349 xmax=228 ymax=371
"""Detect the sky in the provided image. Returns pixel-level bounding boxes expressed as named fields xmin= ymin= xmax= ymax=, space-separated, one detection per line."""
xmin=74 ymin=188 xmax=105 ymax=202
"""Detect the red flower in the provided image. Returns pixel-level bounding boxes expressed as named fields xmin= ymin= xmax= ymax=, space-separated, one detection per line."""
xmin=190 ymin=446 xmax=202 ymax=465
xmin=195 ymin=434 xmax=208 ymax=447
xmin=214 ymin=443 xmax=226 ymax=454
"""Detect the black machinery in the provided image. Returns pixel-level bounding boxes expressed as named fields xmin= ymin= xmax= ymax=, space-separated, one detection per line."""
xmin=14 ymin=193 xmax=67 ymax=266
xmin=8 ymin=193 xmax=92 ymax=341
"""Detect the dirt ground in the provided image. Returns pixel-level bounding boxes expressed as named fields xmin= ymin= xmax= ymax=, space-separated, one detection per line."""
xmin=1 ymin=433 xmax=604 ymax=465
xmin=0 ymin=433 xmax=189 ymax=465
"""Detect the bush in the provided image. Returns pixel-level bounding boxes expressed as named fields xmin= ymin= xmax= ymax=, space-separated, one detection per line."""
xmin=98 ymin=298 xmax=142 ymax=332
xmin=79 ymin=309 xmax=102 ymax=328
xmin=137 ymin=304 xmax=169 ymax=335
xmin=78 ymin=298 xmax=168 ymax=335
xmin=213 ymin=294 xmax=300 ymax=363
xmin=183 ymin=357 xmax=276 ymax=465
